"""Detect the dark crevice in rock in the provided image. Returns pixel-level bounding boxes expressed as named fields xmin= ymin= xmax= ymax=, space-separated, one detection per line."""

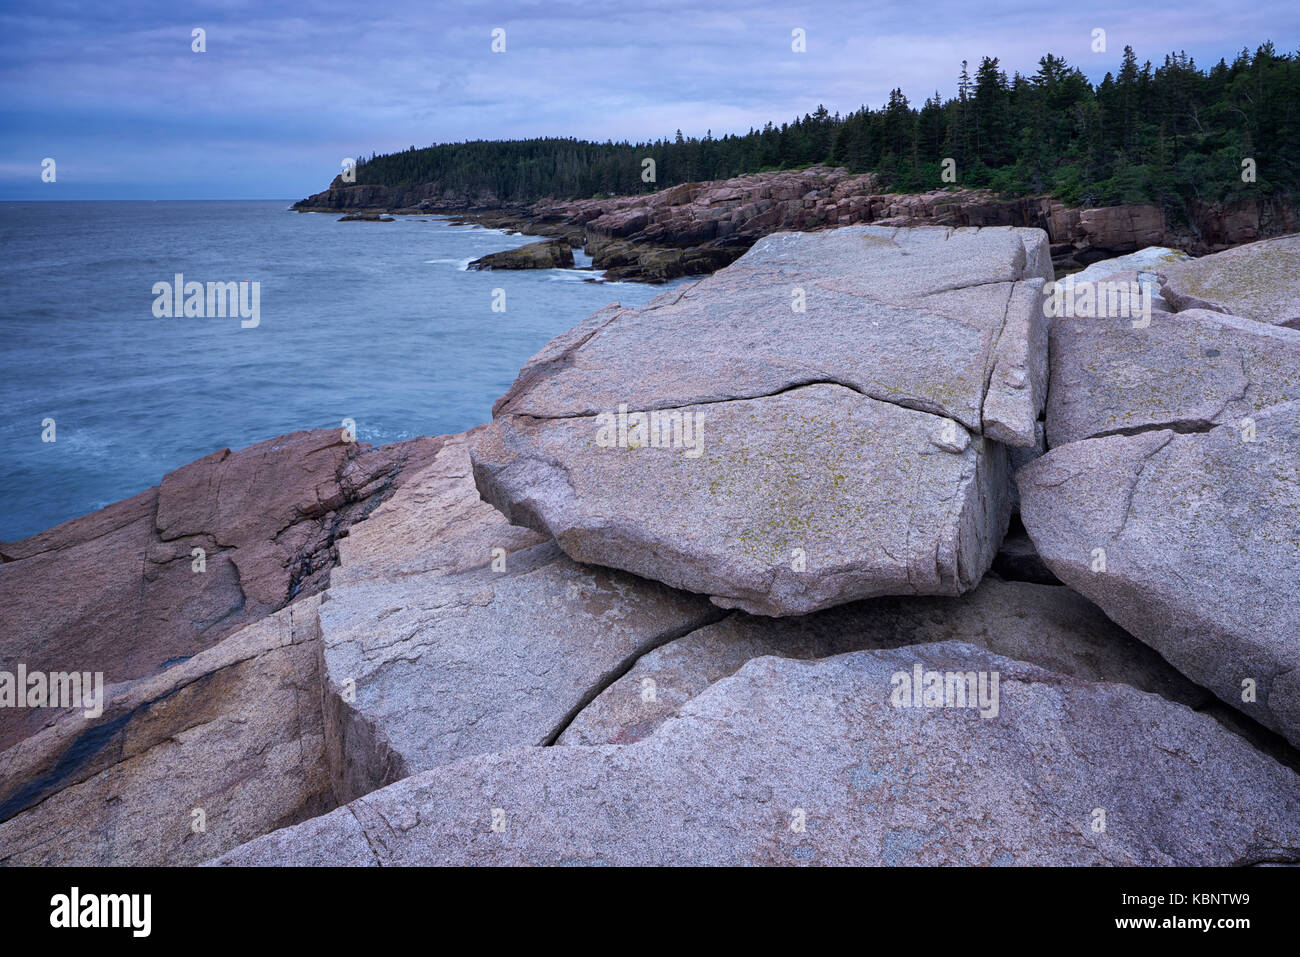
xmin=320 ymin=661 xmax=411 ymax=807
xmin=0 ymin=678 xmax=197 ymax=825
xmin=0 ymin=709 xmax=137 ymax=825
xmin=541 ymin=608 xmax=728 ymax=747
xmin=1084 ymin=418 xmax=1217 ymax=441
xmin=990 ymin=523 xmax=1062 ymax=587
xmin=977 ymin=282 xmax=1018 ymax=437
xmin=0 ymin=619 xmax=328 ymax=826
xmin=505 ymin=376 xmax=965 ymax=429
xmin=284 ymin=441 xmax=433 ymax=603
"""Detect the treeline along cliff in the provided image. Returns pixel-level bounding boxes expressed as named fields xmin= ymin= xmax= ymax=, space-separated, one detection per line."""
xmin=336 ymin=43 xmax=1297 ymax=226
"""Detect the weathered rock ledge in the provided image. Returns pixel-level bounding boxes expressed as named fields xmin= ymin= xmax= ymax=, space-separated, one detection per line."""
xmin=468 ymin=238 xmax=574 ymax=271
xmin=0 ymin=428 xmax=443 ymax=753
xmin=215 ymin=641 xmax=1300 ymax=866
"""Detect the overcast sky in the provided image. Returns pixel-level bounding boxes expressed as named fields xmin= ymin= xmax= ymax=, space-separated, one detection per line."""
xmin=2 ymin=0 xmax=1295 ymax=199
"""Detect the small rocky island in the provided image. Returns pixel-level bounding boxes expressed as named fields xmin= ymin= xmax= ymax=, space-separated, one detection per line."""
xmin=2 ymin=223 xmax=1298 ymax=866
xmin=338 ymin=211 xmax=394 ymax=222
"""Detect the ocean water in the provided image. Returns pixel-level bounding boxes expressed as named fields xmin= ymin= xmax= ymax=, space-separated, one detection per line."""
xmin=0 ymin=201 xmax=686 ymax=541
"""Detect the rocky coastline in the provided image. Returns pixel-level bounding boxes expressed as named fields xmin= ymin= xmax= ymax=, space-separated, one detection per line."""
xmin=294 ymin=166 xmax=1300 ymax=282
xmin=2 ymin=226 xmax=1299 ymax=866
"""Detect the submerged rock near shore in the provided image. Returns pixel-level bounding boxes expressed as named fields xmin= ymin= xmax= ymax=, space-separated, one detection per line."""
xmin=3 ymin=224 xmax=1299 ymax=867
xmin=338 ymin=211 xmax=394 ymax=222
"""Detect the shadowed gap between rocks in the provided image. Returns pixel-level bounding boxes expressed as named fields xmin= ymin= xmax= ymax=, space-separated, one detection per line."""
xmin=540 ymin=608 xmax=729 ymax=746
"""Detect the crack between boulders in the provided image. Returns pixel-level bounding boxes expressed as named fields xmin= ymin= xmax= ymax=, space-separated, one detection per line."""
xmin=539 ymin=608 xmax=728 ymax=747
xmin=504 ymin=377 xmax=964 ymax=427
xmin=1087 ymin=419 xmax=1217 ymax=440
xmin=977 ymin=282 xmax=1017 ymax=436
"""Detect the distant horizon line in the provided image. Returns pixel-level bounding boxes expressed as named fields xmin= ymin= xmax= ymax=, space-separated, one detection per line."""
xmin=0 ymin=197 xmax=299 ymax=202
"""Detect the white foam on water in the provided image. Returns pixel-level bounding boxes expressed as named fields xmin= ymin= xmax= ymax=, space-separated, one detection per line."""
xmin=547 ymin=268 xmax=603 ymax=282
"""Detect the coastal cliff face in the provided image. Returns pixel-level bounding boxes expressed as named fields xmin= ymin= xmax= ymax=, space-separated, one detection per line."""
xmin=296 ymin=181 xmax=505 ymax=212
xmin=4 ymin=227 xmax=1300 ymax=866
xmin=295 ymin=167 xmax=1300 ymax=280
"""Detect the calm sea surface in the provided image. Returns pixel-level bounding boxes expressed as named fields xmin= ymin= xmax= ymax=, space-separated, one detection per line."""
xmin=0 ymin=201 xmax=685 ymax=540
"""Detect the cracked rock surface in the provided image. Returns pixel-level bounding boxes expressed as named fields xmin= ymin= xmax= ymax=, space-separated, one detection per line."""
xmin=555 ymin=578 xmax=1212 ymax=746
xmin=214 ymin=641 xmax=1300 ymax=866
xmin=473 ymin=226 xmax=1050 ymax=615
xmin=317 ymin=432 xmax=722 ymax=779
xmin=485 ymin=225 xmax=1052 ymax=441
xmin=1045 ymin=307 xmax=1300 ymax=448
xmin=476 ymin=383 xmax=1011 ymax=616
xmin=1019 ymin=401 xmax=1300 ymax=748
